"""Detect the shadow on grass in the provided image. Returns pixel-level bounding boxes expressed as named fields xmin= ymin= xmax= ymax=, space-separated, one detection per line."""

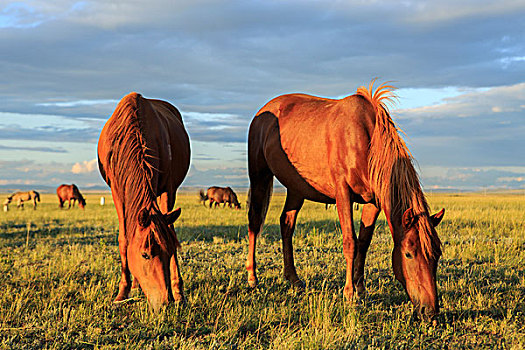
xmin=178 ymin=217 xmax=389 ymax=243
xmin=0 ymin=221 xmax=116 ymax=248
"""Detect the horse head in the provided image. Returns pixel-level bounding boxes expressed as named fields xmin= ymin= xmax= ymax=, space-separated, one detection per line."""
xmin=78 ymin=197 xmax=86 ymax=209
xmin=128 ymin=206 xmax=182 ymax=311
xmin=392 ymin=208 xmax=445 ymax=320
xmin=231 ymin=192 xmax=241 ymax=210
xmin=233 ymin=196 xmax=241 ymax=210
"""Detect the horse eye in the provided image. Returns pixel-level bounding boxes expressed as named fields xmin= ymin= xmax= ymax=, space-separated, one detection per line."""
xmin=405 ymin=252 xmax=413 ymax=259
xmin=142 ymin=252 xmax=151 ymax=260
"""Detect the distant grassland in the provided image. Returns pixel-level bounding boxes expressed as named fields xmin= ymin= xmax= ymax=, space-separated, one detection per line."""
xmin=0 ymin=192 xmax=524 ymax=349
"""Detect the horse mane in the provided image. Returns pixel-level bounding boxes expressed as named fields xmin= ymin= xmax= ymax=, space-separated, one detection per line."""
xmin=71 ymin=185 xmax=84 ymax=205
xmin=105 ymin=93 xmax=172 ymax=249
xmin=356 ymin=81 xmax=441 ymax=261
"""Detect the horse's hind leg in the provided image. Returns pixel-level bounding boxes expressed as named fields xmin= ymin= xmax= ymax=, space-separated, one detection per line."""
xmin=246 ymin=170 xmax=273 ymax=288
xmin=352 ymin=203 xmax=380 ymax=297
xmin=280 ymin=192 xmax=305 ymax=288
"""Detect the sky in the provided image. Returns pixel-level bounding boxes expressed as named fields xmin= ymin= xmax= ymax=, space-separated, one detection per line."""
xmin=0 ymin=0 xmax=524 ymax=192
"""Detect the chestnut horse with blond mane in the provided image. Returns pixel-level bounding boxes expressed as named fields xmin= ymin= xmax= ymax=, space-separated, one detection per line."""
xmin=246 ymin=81 xmax=445 ymax=320
xmin=98 ymin=92 xmax=190 ymax=311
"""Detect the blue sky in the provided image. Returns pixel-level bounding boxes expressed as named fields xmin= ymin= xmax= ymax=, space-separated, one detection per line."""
xmin=0 ymin=0 xmax=524 ymax=191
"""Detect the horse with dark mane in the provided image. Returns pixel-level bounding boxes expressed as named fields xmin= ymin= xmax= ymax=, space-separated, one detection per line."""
xmin=57 ymin=184 xmax=86 ymax=209
xmin=246 ymin=81 xmax=445 ymax=320
xmin=3 ymin=190 xmax=40 ymax=210
xmin=98 ymin=92 xmax=190 ymax=311
xmin=200 ymin=186 xmax=241 ymax=209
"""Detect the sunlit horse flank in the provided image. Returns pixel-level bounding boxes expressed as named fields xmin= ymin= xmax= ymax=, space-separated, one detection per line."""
xmin=3 ymin=190 xmax=40 ymax=210
xmin=246 ymin=81 xmax=445 ymax=320
xmin=98 ymin=92 xmax=190 ymax=311
xmin=57 ymin=184 xmax=86 ymax=209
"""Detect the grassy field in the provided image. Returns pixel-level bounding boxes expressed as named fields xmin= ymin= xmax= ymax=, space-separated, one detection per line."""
xmin=0 ymin=192 xmax=524 ymax=349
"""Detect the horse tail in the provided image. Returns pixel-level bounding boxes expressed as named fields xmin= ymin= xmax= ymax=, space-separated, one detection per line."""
xmin=247 ymin=176 xmax=273 ymax=233
xmin=34 ymin=191 xmax=40 ymax=202
xmin=199 ymin=189 xmax=208 ymax=203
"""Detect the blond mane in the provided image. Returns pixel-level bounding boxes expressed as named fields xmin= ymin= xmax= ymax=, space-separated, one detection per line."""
xmin=357 ymin=81 xmax=441 ymax=261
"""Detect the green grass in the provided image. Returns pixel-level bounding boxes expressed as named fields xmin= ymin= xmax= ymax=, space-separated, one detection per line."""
xmin=0 ymin=192 xmax=524 ymax=349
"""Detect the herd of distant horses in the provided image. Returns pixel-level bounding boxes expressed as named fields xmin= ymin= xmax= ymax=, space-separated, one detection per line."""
xmin=3 ymin=184 xmax=86 ymax=211
xmin=5 ymin=81 xmax=446 ymax=321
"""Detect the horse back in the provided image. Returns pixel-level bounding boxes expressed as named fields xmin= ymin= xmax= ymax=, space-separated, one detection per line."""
xmin=253 ymin=94 xmax=376 ymax=201
xmin=98 ymin=93 xmax=190 ymax=197
xmin=149 ymin=98 xmax=190 ymax=190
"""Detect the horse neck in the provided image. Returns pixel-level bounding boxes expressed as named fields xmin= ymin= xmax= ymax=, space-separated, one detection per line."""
xmin=382 ymin=178 xmax=429 ymax=244
xmin=109 ymin=94 xmax=162 ymax=240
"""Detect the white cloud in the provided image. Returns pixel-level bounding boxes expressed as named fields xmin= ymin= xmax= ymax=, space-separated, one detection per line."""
xmin=36 ymin=99 xmax=118 ymax=107
xmin=396 ymin=82 xmax=525 ymax=119
xmin=420 ymin=166 xmax=525 ymax=191
xmin=0 ymin=0 xmax=524 ymax=190
xmin=497 ymin=176 xmax=525 ymax=183
xmin=403 ymin=0 xmax=525 ymax=24
xmin=71 ymin=159 xmax=97 ymax=174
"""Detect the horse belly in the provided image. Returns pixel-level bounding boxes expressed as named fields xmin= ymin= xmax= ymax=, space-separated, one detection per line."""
xmin=277 ymin=118 xmax=336 ymax=199
xmin=260 ymin=114 xmax=335 ymax=203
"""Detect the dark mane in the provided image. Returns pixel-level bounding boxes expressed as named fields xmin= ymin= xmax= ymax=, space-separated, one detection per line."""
xmin=357 ymin=81 xmax=441 ymax=261
xmin=71 ymin=185 xmax=84 ymax=203
xmin=104 ymin=93 xmax=171 ymax=248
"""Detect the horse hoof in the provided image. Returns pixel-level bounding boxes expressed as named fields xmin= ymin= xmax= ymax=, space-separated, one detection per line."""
xmin=343 ymin=286 xmax=355 ymax=302
xmin=290 ymin=279 xmax=305 ymax=289
xmin=355 ymin=285 xmax=368 ymax=299
xmin=172 ymin=293 xmax=185 ymax=304
xmin=248 ymin=276 xmax=258 ymax=288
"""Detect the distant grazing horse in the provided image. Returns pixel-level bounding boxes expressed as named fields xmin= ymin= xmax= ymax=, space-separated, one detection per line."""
xmin=246 ymin=81 xmax=445 ymax=320
xmin=57 ymin=184 xmax=86 ymax=209
xmin=98 ymin=92 xmax=190 ymax=311
xmin=200 ymin=186 xmax=241 ymax=209
xmin=3 ymin=190 xmax=40 ymax=210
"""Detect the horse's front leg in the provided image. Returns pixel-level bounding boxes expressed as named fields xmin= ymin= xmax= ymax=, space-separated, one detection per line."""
xmin=111 ymin=192 xmax=131 ymax=302
xmin=335 ymin=185 xmax=357 ymax=301
xmin=280 ymin=192 xmax=304 ymax=288
xmin=115 ymin=235 xmax=132 ymax=302
xmin=353 ymin=203 xmax=380 ymax=297
xmin=158 ymin=192 xmax=184 ymax=302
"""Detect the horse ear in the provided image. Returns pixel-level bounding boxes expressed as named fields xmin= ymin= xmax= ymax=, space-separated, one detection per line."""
xmin=165 ymin=207 xmax=181 ymax=225
xmin=402 ymin=208 xmax=416 ymax=230
xmin=138 ymin=207 xmax=151 ymax=228
xmin=430 ymin=208 xmax=445 ymax=227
